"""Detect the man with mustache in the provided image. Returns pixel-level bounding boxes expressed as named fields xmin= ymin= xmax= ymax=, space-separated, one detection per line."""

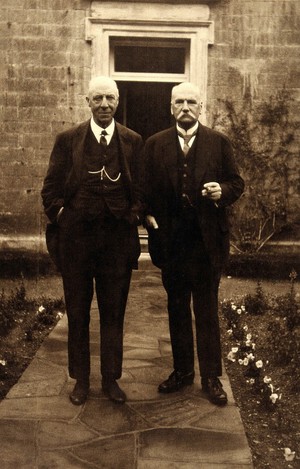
xmin=42 ymin=76 xmax=144 ymax=405
xmin=144 ymin=82 xmax=244 ymax=405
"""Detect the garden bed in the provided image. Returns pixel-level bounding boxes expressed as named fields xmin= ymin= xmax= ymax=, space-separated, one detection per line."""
xmin=0 ymin=276 xmax=299 ymax=468
xmin=0 ymin=282 xmax=64 ymax=400
xmin=220 ymin=274 xmax=300 ymax=468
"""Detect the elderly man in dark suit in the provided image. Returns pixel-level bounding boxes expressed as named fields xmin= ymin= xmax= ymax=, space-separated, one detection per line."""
xmin=42 ymin=76 xmax=144 ymax=405
xmin=144 ymin=82 xmax=244 ymax=405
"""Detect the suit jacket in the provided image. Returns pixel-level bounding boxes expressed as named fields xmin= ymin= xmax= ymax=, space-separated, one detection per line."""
xmin=41 ymin=119 xmax=145 ymax=268
xmin=144 ymin=124 xmax=244 ymax=270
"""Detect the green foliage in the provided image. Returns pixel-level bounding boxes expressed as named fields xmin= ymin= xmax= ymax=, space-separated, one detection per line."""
xmin=273 ymin=270 xmax=299 ymax=331
xmin=244 ymin=281 xmax=269 ymax=315
xmin=0 ymin=281 xmax=64 ymax=338
xmin=266 ymin=270 xmax=300 ymax=390
xmin=0 ymin=282 xmax=33 ymax=337
xmin=212 ymin=88 xmax=297 ymax=253
xmin=223 ymin=271 xmax=300 ymax=395
xmin=32 ymin=296 xmax=65 ymax=328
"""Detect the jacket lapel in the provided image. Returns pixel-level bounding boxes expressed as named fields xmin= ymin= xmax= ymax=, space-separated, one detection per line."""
xmin=161 ymin=127 xmax=180 ymax=190
xmin=115 ymin=122 xmax=132 ymax=184
xmin=194 ymin=124 xmax=212 ymax=189
xmin=72 ymin=120 xmax=90 ymax=179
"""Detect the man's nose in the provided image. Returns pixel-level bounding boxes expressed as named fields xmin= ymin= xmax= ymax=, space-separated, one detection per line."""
xmin=100 ymin=96 xmax=109 ymax=107
xmin=182 ymin=100 xmax=190 ymax=111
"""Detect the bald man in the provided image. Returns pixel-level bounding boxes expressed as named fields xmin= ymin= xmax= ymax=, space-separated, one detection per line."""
xmin=144 ymin=82 xmax=244 ymax=405
xmin=42 ymin=76 xmax=144 ymax=405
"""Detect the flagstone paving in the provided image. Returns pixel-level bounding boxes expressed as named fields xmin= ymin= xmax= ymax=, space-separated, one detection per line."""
xmin=0 ymin=256 xmax=253 ymax=468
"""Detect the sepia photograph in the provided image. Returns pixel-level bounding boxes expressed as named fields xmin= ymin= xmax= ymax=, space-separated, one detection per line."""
xmin=0 ymin=1 xmax=299 ymax=468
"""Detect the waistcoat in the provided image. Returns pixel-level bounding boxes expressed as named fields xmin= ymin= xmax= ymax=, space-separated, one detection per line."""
xmin=177 ymin=137 xmax=197 ymax=212
xmin=71 ymin=127 xmax=129 ymax=219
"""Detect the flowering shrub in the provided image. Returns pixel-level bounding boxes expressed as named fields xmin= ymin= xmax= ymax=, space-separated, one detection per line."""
xmin=223 ymin=272 xmax=300 ymax=406
xmin=221 ymin=300 xmax=246 ymax=341
xmin=223 ymin=299 xmax=282 ymax=411
xmin=0 ymin=281 xmax=65 ymax=339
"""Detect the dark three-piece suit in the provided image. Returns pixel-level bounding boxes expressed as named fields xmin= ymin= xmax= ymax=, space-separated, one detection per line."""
xmin=41 ymin=120 xmax=144 ymax=383
xmin=144 ymin=124 xmax=244 ymax=378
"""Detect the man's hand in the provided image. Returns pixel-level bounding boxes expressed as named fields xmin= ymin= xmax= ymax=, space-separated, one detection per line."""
xmin=145 ymin=215 xmax=159 ymax=229
xmin=201 ymin=182 xmax=222 ymax=201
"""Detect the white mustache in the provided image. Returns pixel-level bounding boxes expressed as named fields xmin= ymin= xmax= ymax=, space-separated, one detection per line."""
xmin=178 ymin=110 xmax=197 ymax=118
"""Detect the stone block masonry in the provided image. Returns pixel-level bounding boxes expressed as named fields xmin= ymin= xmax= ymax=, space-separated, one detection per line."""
xmin=0 ymin=0 xmax=299 ymax=260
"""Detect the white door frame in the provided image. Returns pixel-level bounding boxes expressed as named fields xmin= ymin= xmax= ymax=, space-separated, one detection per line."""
xmin=86 ymin=2 xmax=214 ymax=123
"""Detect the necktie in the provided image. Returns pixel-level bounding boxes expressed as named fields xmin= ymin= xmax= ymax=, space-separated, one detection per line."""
xmin=100 ymin=129 xmax=108 ymax=148
xmin=177 ymin=130 xmax=197 ymax=156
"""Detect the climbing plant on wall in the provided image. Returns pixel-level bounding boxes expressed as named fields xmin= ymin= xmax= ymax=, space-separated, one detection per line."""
xmin=212 ymin=88 xmax=298 ymax=253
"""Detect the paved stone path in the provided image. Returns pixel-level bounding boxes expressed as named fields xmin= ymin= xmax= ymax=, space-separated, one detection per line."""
xmin=0 ymin=258 xmax=253 ymax=468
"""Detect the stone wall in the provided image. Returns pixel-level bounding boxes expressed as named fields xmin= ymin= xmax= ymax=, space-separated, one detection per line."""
xmin=0 ymin=0 xmax=299 ymax=256
xmin=0 ymin=0 xmax=92 ymax=253
xmin=207 ymin=0 xmax=300 ymax=225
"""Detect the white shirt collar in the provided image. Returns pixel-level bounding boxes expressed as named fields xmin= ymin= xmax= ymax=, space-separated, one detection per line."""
xmin=90 ymin=117 xmax=115 ymax=144
xmin=176 ymin=122 xmax=199 ymax=150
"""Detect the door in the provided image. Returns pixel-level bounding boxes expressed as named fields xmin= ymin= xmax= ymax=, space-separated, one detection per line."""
xmin=110 ymin=37 xmax=190 ymax=140
xmin=115 ymin=81 xmax=175 ymax=140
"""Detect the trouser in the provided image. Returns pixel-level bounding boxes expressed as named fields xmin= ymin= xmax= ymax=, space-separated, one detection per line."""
xmin=58 ymin=208 xmax=133 ymax=383
xmin=161 ymin=213 xmax=222 ymax=378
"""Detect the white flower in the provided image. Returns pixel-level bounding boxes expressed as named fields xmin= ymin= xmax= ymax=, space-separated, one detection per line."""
xmin=231 ymin=305 xmax=237 ymax=311
xmin=238 ymin=359 xmax=244 ymax=365
xmin=246 ymin=340 xmax=252 ymax=347
xmin=243 ymin=325 xmax=248 ymax=331
xmin=270 ymin=393 xmax=279 ymax=404
xmin=263 ymin=376 xmax=272 ymax=384
xmin=0 ymin=359 xmax=6 ymax=366
xmin=227 ymin=347 xmax=239 ymax=362
xmin=237 ymin=308 xmax=242 ymax=315
xmin=227 ymin=351 xmax=236 ymax=362
xmin=243 ymin=358 xmax=249 ymax=366
xmin=246 ymin=333 xmax=252 ymax=340
xmin=252 ymin=343 xmax=256 ymax=350
xmin=38 ymin=305 xmax=46 ymax=313
xmin=56 ymin=312 xmax=63 ymax=319
xmin=227 ymin=329 xmax=233 ymax=335
xmin=283 ymin=448 xmax=295 ymax=461
xmin=241 ymin=305 xmax=246 ymax=312
xmin=247 ymin=353 xmax=255 ymax=361
xmin=255 ymin=360 xmax=263 ymax=368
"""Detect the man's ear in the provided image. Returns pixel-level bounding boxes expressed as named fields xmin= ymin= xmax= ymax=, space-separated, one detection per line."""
xmin=170 ymin=104 xmax=174 ymax=116
xmin=86 ymin=96 xmax=90 ymax=106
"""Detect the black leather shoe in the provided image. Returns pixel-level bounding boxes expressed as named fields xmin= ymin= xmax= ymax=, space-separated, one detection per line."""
xmin=69 ymin=381 xmax=89 ymax=406
xmin=201 ymin=377 xmax=228 ymax=406
xmin=158 ymin=370 xmax=195 ymax=393
xmin=102 ymin=379 xmax=127 ymax=404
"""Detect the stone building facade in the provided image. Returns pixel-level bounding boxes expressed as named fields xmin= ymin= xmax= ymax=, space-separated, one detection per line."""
xmin=0 ymin=0 xmax=299 ymax=258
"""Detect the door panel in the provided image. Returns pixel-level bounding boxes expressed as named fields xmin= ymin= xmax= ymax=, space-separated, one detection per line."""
xmin=115 ymin=81 xmax=176 ymax=140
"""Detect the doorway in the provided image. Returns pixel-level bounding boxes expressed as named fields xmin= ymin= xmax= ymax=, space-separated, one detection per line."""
xmin=115 ymin=81 xmax=176 ymax=140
